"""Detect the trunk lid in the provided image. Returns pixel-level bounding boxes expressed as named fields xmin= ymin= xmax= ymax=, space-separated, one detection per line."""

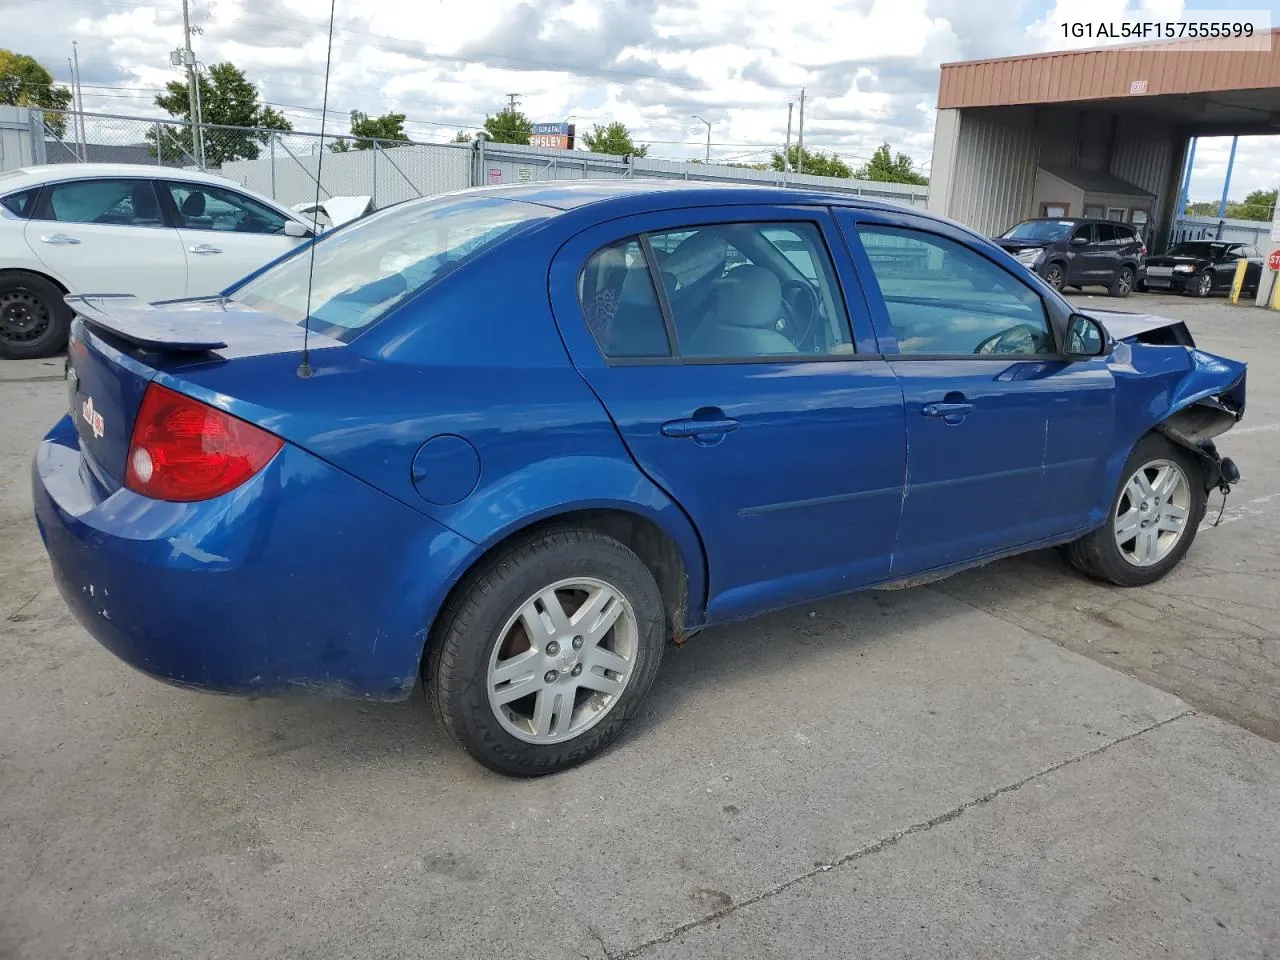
xmin=64 ymin=295 xmax=344 ymax=490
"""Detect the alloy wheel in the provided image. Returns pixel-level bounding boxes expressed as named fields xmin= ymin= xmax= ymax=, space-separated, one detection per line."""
xmin=486 ymin=577 xmax=639 ymax=744
xmin=1113 ymin=458 xmax=1191 ymax=567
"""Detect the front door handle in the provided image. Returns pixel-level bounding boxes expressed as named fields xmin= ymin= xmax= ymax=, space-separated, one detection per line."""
xmin=189 ymin=244 xmax=223 ymax=255
xmin=660 ymin=416 xmax=739 ymax=439
xmin=922 ymin=401 xmax=975 ymax=418
xmin=40 ymin=234 xmax=81 ymax=245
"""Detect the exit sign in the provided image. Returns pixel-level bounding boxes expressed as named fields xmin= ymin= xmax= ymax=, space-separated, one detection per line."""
xmin=1129 ymin=79 xmax=1148 ymax=94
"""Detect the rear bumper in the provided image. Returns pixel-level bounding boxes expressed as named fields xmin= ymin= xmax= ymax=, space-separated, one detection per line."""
xmin=32 ymin=415 xmax=476 ymax=700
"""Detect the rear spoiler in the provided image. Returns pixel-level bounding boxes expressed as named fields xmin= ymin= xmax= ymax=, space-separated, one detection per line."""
xmin=66 ymin=294 xmax=228 ymax=352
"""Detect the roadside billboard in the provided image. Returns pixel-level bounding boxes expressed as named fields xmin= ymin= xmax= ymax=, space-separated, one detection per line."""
xmin=530 ymin=122 xmax=575 ymax=150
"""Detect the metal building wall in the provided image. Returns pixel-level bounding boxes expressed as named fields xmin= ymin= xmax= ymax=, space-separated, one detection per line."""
xmin=944 ymin=107 xmax=1039 ymax=236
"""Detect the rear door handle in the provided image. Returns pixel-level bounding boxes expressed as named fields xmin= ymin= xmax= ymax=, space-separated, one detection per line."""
xmin=40 ymin=234 xmax=80 ymax=245
xmin=189 ymin=244 xmax=223 ymax=255
xmin=922 ymin=402 xmax=975 ymax=418
xmin=661 ymin=417 xmax=739 ymax=438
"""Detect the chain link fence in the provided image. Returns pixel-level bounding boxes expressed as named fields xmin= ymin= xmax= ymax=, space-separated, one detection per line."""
xmin=25 ymin=108 xmax=931 ymax=214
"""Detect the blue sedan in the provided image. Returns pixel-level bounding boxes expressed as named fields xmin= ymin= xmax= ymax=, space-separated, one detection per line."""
xmin=32 ymin=181 xmax=1246 ymax=776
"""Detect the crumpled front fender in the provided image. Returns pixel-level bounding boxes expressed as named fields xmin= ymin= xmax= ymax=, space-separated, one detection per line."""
xmin=1111 ymin=340 xmax=1247 ymax=491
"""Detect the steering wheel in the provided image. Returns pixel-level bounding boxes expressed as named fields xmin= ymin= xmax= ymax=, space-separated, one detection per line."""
xmin=975 ymin=323 xmax=1044 ymax=355
xmin=779 ymin=279 xmax=819 ymax=348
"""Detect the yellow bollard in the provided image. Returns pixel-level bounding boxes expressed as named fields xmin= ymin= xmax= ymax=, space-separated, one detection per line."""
xmin=1272 ymin=272 xmax=1280 ymax=310
xmin=1229 ymin=259 xmax=1248 ymax=304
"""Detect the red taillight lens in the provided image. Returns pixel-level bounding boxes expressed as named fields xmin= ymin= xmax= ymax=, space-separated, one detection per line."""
xmin=125 ymin=383 xmax=283 ymax=502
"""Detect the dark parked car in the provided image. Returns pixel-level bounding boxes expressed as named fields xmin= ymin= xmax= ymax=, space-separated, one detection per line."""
xmin=996 ymin=218 xmax=1147 ymax=298
xmin=1142 ymin=241 xmax=1264 ymax=297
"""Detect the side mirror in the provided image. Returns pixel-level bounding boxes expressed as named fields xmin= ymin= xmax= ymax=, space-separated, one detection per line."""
xmin=284 ymin=220 xmax=313 ymax=239
xmin=1070 ymin=235 xmax=1089 ymax=246
xmin=1065 ymin=313 xmax=1111 ymax=358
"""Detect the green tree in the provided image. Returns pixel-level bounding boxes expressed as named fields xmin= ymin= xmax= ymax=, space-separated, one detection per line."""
xmin=482 ymin=107 xmax=532 ymax=145
xmin=149 ymin=62 xmax=291 ymax=166
xmin=855 ymin=142 xmax=926 ymax=185
xmin=331 ymin=110 xmax=408 ymax=151
xmin=581 ymin=121 xmax=648 ymax=157
xmin=1231 ymin=188 xmax=1277 ymax=221
xmin=853 ymin=142 xmax=928 ymax=185
xmin=770 ymin=146 xmax=852 ymax=179
xmin=452 ymin=130 xmax=473 ymax=143
xmin=0 ymin=49 xmax=73 ymax=137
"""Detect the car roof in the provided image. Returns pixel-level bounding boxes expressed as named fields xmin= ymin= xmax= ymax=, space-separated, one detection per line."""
xmin=460 ymin=178 xmax=925 ymax=218
xmin=0 ymin=163 xmax=246 ymax=192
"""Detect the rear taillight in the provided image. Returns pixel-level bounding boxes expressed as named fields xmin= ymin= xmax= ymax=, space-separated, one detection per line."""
xmin=125 ymin=383 xmax=283 ymax=502
xmin=1140 ymin=245 xmax=1148 ymax=257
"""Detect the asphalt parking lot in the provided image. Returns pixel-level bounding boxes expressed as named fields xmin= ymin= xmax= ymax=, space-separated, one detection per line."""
xmin=2 ymin=290 xmax=1279 ymax=959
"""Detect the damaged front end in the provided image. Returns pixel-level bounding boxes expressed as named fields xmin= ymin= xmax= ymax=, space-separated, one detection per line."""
xmin=1089 ymin=307 xmax=1247 ymax=497
xmin=1155 ymin=369 xmax=1245 ymax=495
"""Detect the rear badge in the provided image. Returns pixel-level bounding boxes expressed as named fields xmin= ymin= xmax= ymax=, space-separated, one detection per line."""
xmin=81 ymin=396 xmax=105 ymax=440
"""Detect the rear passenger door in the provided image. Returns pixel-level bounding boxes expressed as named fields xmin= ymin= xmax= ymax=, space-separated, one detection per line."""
xmin=22 ymin=178 xmax=189 ymax=301
xmin=549 ymin=206 xmax=906 ymax=623
xmin=835 ymin=209 xmax=1116 ymax=575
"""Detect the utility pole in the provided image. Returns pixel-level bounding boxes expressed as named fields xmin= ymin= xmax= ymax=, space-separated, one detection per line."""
xmin=692 ymin=115 xmax=712 ymax=163
xmin=66 ymin=58 xmax=80 ymax=158
xmin=783 ymin=101 xmax=794 ymax=179
xmin=180 ymin=0 xmax=204 ymax=168
xmin=71 ymin=43 xmax=86 ymax=160
xmin=796 ymin=87 xmax=806 ymax=176
xmin=506 ymin=93 xmax=521 ymax=110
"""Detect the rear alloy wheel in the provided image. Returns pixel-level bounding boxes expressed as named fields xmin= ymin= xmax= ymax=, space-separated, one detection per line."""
xmin=0 ymin=273 xmax=71 ymax=360
xmin=427 ymin=529 xmax=666 ymax=776
xmin=1043 ymin=263 xmax=1066 ymax=291
xmin=1190 ymin=270 xmax=1214 ymax=298
xmin=1066 ymin=434 xmax=1206 ymax=587
xmin=1108 ymin=266 xmax=1134 ymax=298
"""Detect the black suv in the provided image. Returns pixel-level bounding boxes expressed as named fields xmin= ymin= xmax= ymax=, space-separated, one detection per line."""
xmin=995 ymin=218 xmax=1147 ymax=298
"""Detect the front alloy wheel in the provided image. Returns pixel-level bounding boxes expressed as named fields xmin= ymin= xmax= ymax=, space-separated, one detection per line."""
xmin=1043 ymin=263 xmax=1066 ymax=291
xmin=1112 ymin=459 xmax=1191 ymax=567
xmin=1193 ymin=270 xmax=1214 ymax=298
xmin=1065 ymin=434 xmax=1207 ymax=587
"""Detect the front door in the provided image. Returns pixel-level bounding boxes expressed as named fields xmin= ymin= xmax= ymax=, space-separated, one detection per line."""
xmin=160 ymin=181 xmax=303 ymax=296
xmin=23 ymin=177 xmax=188 ymax=301
xmin=838 ymin=213 xmax=1115 ymax=575
xmin=548 ymin=208 xmax=906 ymax=623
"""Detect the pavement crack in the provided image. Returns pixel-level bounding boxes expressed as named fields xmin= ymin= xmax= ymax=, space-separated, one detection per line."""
xmin=616 ymin=710 xmax=1194 ymax=959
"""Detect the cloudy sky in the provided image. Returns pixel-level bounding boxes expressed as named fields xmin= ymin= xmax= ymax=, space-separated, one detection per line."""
xmin=2 ymin=0 xmax=1277 ymax=201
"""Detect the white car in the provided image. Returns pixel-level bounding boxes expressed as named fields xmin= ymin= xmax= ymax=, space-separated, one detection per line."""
xmin=0 ymin=164 xmax=314 ymax=359
xmin=291 ymin=195 xmax=374 ymax=230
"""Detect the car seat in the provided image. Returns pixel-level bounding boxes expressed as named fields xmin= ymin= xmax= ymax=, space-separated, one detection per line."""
xmin=684 ymin=265 xmax=795 ymax=357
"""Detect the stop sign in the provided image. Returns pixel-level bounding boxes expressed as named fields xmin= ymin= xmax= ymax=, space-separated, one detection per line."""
xmin=1270 ymin=249 xmax=1280 ymax=271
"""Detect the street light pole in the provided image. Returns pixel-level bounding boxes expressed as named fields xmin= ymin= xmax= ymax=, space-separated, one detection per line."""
xmin=796 ymin=88 xmax=806 ymax=175
xmin=692 ymin=115 xmax=711 ymax=163
xmin=180 ymin=0 xmax=204 ymax=168
xmin=783 ymin=101 xmax=794 ymax=181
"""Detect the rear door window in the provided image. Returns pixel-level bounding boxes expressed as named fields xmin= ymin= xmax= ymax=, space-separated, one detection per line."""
xmin=41 ymin=179 xmax=164 ymax=227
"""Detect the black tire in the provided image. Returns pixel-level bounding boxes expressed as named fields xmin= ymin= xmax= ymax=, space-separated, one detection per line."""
xmin=427 ymin=528 xmax=667 ymax=776
xmin=1043 ymin=263 xmax=1066 ymax=291
xmin=1188 ymin=269 xmax=1214 ymax=298
xmin=1108 ymin=266 xmax=1134 ymax=298
xmin=0 ymin=271 xmax=71 ymax=360
xmin=1066 ymin=433 xmax=1207 ymax=587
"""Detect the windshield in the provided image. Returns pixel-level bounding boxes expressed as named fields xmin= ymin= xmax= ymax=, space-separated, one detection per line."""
xmin=232 ymin=193 xmax=550 ymax=342
xmin=1165 ymin=242 xmax=1223 ymax=258
xmin=1000 ymin=220 xmax=1073 ymax=241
